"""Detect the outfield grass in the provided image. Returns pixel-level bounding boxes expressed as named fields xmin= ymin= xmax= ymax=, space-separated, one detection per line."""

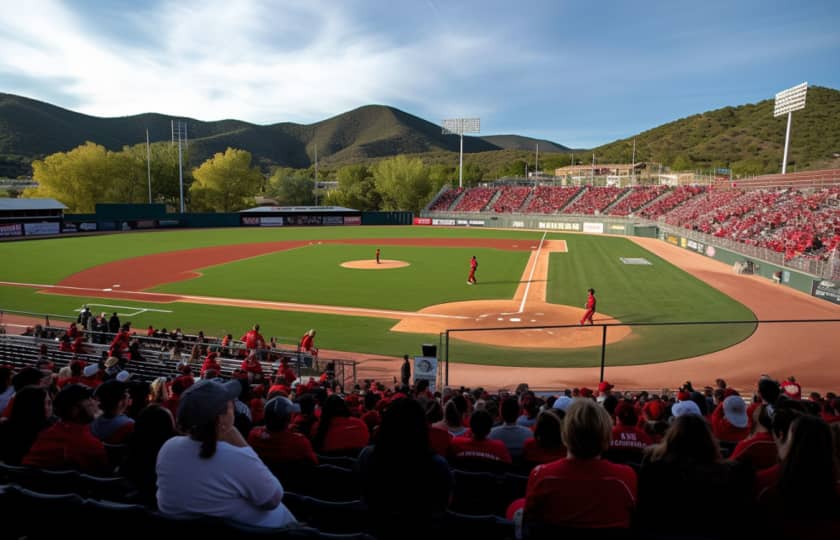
xmin=447 ymin=235 xmax=757 ymax=367
xmin=153 ymin=244 xmax=529 ymax=310
xmin=0 ymin=226 xmax=544 ymax=283
xmin=0 ymin=227 xmax=757 ymax=368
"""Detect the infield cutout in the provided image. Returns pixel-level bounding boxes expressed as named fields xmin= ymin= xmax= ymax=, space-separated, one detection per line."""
xmin=340 ymin=259 xmax=410 ymax=269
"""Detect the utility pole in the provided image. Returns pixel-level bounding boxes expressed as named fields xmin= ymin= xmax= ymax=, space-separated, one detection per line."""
xmin=146 ymin=129 xmax=152 ymax=203
xmin=314 ymin=144 xmax=319 ymax=206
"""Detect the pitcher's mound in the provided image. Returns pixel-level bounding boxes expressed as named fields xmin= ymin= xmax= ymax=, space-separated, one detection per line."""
xmin=341 ymin=259 xmax=410 ymax=269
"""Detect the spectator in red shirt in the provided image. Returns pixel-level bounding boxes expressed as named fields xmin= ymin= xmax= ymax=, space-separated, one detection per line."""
xmin=201 ymin=352 xmax=223 ymax=377
xmin=299 ymin=329 xmax=318 ymax=356
xmin=311 ymin=394 xmax=369 ymax=455
xmin=712 ymin=395 xmax=750 ymax=442
xmin=731 ymin=404 xmax=778 ymax=471
xmin=522 ymin=409 xmax=566 ymax=467
xmin=240 ymin=353 xmax=264 ymax=383
xmin=524 ymin=399 xmax=636 ymax=531
xmin=249 ymin=396 xmax=317 ymax=467
xmin=449 ymin=409 xmax=512 ymax=469
xmin=609 ymin=399 xmax=652 ymax=461
xmin=424 ymin=399 xmax=452 ymax=456
xmin=780 ymin=376 xmax=802 ymax=401
xmin=636 ymin=414 xmax=753 ymax=535
xmin=23 ymin=384 xmax=109 ymax=474
xmin=279 ymin=357 xmax=297 ymax=385
xmin=241 ymin=324 xmax=267 ymax=358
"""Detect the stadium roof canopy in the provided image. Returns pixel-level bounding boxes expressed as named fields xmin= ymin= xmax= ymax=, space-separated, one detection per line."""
xmin=0 ymin=198 xmax=67 ymax=211
xmin=240 ymin=205 xmax=358 ymax=213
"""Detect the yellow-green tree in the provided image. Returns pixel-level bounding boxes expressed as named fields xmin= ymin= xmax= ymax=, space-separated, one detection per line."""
xmin=190 ymin=148 xmax=263 ymax=212
xmin=372 ymin=155 xmax=431 ymax=213
xmin=24 ymin=142 xmax=117 ymax=212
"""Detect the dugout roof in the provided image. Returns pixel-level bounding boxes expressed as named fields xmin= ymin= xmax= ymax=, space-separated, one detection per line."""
xmin=0 ymin=198 xmax=67 ymax=211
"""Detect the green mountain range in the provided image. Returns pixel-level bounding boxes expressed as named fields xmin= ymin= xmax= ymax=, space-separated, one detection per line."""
xmin=592 ymin=86 xmax=840 ymax=174
xmin=1 ymin=86 xmax=838 ymax=178
xmin=0 ymin=93 xmax=568 ymax=177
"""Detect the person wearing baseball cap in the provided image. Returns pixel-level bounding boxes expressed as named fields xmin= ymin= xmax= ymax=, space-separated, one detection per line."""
xmin=247 ymin=396 xmax=316 ymax=467
xmin=711 ymin=395 xmax=750 ymax=442
xmin=155 ymin=379 xmax=297 ymax=527
xmin=23 ymin=383 xmax=109 ymax=474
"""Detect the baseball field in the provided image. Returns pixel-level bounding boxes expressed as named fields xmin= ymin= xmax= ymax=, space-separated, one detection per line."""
xmin=0 ymin=225 xmax=759 ymax=368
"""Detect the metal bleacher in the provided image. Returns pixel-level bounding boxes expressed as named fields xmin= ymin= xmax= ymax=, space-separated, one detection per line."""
xmin=0 ymin=319 xmax=357 ymax=388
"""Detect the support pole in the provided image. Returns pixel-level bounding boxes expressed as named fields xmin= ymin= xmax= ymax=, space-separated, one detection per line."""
xmin=599 ymin=325 xmax=607 ymax=382
xmin=781 ymin=111 xmax=793 ymax=174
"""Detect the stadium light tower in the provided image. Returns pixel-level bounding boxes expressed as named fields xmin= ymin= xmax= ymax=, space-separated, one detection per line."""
xmin=171 ymin=119 xmax=188 ymax=212
xmin=442 ymin=118 xmax=480 ymax=188
xmin=773 ymin=82 xmax=807 ymax=174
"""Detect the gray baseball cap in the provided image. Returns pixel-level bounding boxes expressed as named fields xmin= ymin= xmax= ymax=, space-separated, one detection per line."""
xmin=177 ymin=379 xmax=241 ymax=429
xmin=264 ymin=396 xmax=301 ymax=421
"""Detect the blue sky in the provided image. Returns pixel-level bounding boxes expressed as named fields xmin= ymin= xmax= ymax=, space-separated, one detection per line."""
xmin=0 ymin=0 xmax=838 ymax=148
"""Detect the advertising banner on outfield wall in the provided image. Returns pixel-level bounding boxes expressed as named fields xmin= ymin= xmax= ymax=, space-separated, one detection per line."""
xmin=158 ymin=220 xmax=179 ymax=228
xmin=468 ymin=220 xmax=485 ymax=226
xmin=23 ymin=222 xmax=60 ymax=236
xmin=583 ymin=222 xmax=604 ymax=234
xmin=344 ymin=216 xmax=362 ymax=225
xmin=322 ymin=216 xmax=343 ymax=225
xmin=242 ymin=216 xmax=260 ymax=226
xmin=260 ymin=217 xmax=284 ymax=227
xmin=812 ymin=280 xmax=840 ymax=305
xmin=432 ymin=218 xmax=456 ymax=226
xmin=0 ymin=223 xmax=22 ymax=237
xmin=665 ymin=234 xmax=680 ymax=246
xmin=413 ymin=217 xmax=432 ymax=226
xmin=538 ymin=222 xmax=581 ymax=231
xmin=286 ymin=215 xmax=322 ymax=226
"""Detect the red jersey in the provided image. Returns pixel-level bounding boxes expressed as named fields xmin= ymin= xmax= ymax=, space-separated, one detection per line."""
xmin=429 ymin=426 xmax=453 ymax=456
xmin=248 ymin=427 xmax=318 ymax=466
xmin=300 ymin=334 xmax=314 ymax=351
xmin=525 ymin=457 xmax=636 ymax=528
xmin=23 ymin=421 xmax=109 ymax=474
xmin=470 ymin=258 xmax=478 ymax=270
xmin=522 ymin=439 xmax=566 ymax=465
xmin=314 ymin=416 xmax=370 ymax=453
xmin=610 ymin=425 xmax=652 ymax=452
xmin=586 ymin=293 xmax=596 ymax=310
xmin=730 ymin=431 xmax=778 ymax=470
xmin=449 ymin=436 xmax=512 ymax=464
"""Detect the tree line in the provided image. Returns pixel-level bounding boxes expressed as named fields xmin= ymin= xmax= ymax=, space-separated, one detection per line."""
xmin=22 ymin=142 xmax=499 ymax=214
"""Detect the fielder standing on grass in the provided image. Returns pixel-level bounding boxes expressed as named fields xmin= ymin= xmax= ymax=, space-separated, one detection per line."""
xmin=580 ymin=288 xmax=596 ymax=325
xmin=376 ymin=248 xmax=381 ymax=264
xmin=467 ymin=255 xmax=478 ymax=284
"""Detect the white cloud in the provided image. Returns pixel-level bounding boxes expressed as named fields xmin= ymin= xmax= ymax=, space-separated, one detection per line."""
xmin=0 ymin=0 xmax=517 ymax=124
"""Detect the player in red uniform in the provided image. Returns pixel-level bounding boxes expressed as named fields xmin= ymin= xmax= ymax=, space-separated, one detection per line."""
xmin=580 ymin=288 xmax=596 ymax=325
xmin=376 ymin=248 xmax=381 ymax=264
xmin=467 ymin=255 xmax=478 ymax=284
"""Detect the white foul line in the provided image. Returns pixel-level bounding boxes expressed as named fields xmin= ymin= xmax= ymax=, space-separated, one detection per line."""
xmin=518 ymin=232 xmax=547 ymax=313
xmin=0 ymin=280 xmax=470 ymax=321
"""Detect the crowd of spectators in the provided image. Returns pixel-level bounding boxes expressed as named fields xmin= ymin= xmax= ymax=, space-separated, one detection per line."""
xmin=452 ymin=186 xmax=498 ymax=212
xmin=523 ymin=186 xmax=581 ymax=214
xmin=429 ymin=183 xmax=840 ymax=262
xmin=492 ymin=186 xmax=532 ymax=213
xmin=561 ymin=186 xmax=626 ymax=215
xmin=2 ymin=333 xmax=839 ymax=537
xmin=608 ymin=185 xmax=669 ymax=216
